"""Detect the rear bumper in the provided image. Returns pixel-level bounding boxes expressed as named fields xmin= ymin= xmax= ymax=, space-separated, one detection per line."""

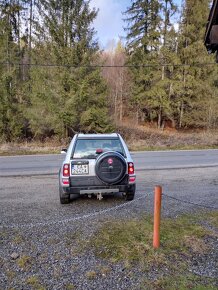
xmin=62 ymin=184 xmax=135 ymax=195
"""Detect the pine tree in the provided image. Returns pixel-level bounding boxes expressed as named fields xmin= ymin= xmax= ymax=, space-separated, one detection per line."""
xmin=26 ymin=0 xmax=111 ymax=137
xmin=153 ymin=0 xmax=178 ymax=128
xmin=124 ymin=0 xmax=161 ymax=53
xmin=176 ymin=0 xmax=216 ymax=128
xmin=0 ymin=0 xmax=26 ymax=141
xmin=123 ymin=0 xmax=164 ymax=126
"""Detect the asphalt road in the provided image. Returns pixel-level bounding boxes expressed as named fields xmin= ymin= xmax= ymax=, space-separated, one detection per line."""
xmin=0 ymin=149 xmax=218 ymax=176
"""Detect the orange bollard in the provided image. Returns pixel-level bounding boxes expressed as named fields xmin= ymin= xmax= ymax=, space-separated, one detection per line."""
xmin=153 ymin=186 xmax=162 ymax=249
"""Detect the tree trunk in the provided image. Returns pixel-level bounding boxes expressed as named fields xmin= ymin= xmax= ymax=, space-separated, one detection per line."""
xmin=162 ymin=65 xmax=165 ymax=80
xmin=29 ymin=0 xmax=33 ymax=64
xmin=136 ymin=106 xmax=139 ymax=125
xmin=6 ymin=5 xmax=10 ymax=74
xmin=17 ymin=0 xmax=22 ymax=80
xmin=119 ymin=70 xmax=123 ymax=121
xmin=158 ymin=106 xmax=162 ymax=129
xmin=179 ymin=101 xmax=184 ymax=128
xmin=163 ymin=0 xmax=168 ymax=46
xmin=114 ymin=87 xmax=118 ymax=123
xmin=119 ymin=93 xmax=123 ymax=121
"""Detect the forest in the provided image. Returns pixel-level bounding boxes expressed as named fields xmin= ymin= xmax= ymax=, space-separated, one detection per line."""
xmin=0 ymin=0 xmax=218 ymax=142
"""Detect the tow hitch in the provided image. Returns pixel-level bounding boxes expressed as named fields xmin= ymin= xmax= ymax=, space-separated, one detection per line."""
xmin=97 ymin=193 xmax=103 ymax=201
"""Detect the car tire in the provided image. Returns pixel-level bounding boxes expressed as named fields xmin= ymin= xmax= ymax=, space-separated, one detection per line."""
xmin=95 ymin=151 xmax=127 ymax=185
xmin=59 ymin=186 xmax=70 ymax=204
xmin=125 ymin=184 xmax=136 ymax=201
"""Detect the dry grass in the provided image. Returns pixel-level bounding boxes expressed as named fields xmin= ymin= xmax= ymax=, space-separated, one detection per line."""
xmin=65 ymin=284 xmax=75 ymax=290
xmin=12 ymin=234 xmax=25 ymax=244
xmin=97 ymin=265 xmax=111 ymax=276
xmin=26 ymin=276 xmax=45 ymax=290
xmin=204 ymin=211 xmax=218 ymax=227
xmin=6 ymin=270 xmax=16 ymax=280
xmin=17 ymin=255 xmax=32 ymax=270
xmin=85 ymin=270 xmax=97 ymax=280
xmin=184 ymin=236 xmax=209 ymax=253
xmin=0 ymin=138 xmax=66 ymax=156
xmin=117 ymin=122 xmax=218 ymax=151
xmin=0 ymin=126 xmax=218 ymax=156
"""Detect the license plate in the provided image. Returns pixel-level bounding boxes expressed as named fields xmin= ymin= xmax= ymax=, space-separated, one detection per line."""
xmin=71 ymin=164 xmax=89 ymax=175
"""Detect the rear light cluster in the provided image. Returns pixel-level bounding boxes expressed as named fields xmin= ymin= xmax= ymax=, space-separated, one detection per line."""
xmin=62 ymin=163 xmax=70 ymax=186
xmin=62 ymin=179 xmax=69 ymax=185
xmin=128 ymin=162 xmax=134 ymax=175
xmin=63 ymin=164 xmax=70 ymax=177
xmin=129 ymin=176 xmax=136 ymax=183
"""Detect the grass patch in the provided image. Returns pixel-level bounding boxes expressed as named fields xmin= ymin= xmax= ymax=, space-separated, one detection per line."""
xmin=97 ymin=265 xmax=111 ymax=276
xmin=91 ymin=212 xmax=218 ymax=289
xmin=86 ymin=270 xmax=97 ymax=280
xmin=65 ymin=284 xmax=75 ymax=290
xmin=92 ymin=215 xmax=208 ymax=263
xmin=26 ymin=276 xmax=45 ymax=290
xmin=143 ymin=274 xmax=218 ymax=290
xmin=6 ymin=269 xmax=16 ymax=280
xmin=17 ymin=255 xmax=32 ymax=270
xmin=203 ymin=211 xmax=218 ymax=228
xmin=12 ymin=234 xmax=25 ymax=244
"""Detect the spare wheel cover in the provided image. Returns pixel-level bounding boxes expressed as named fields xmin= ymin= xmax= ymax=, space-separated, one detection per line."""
xmin=95 ymin=151 xmax=127 ymax=184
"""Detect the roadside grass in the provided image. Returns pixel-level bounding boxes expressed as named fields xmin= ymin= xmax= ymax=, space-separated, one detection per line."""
xmin=130 ymin=144 xmax=218 ymax=151
xmin=1 ymin=143 xmax=217 ymax=156
xmin=91 ymin=211 xmax=218 ymax=289
xmin=0 ymin=128 xmax=218 ymax=156
xmin=0 ymin=143 xmax=61 ymax=156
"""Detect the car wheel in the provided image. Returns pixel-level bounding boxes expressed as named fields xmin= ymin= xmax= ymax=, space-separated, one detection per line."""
xmin=59 ymin=186 xmax=70 ymax=204
xmin=95 ymin=151 xmax=127 ymax=185
xmin=125 ymin=184 xmax=136 ymax=201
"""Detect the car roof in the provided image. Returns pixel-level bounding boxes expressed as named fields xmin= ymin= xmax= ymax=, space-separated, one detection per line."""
xmin=77 ymin=133 xmax=119 ymax=139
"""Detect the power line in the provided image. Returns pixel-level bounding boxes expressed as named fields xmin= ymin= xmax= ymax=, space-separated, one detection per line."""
xmin=0 ymin=61 xmax=217 ymax=69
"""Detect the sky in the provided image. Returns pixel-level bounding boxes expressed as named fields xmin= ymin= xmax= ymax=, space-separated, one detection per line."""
xmin=90 ymin=0 xmax=183 ymax=48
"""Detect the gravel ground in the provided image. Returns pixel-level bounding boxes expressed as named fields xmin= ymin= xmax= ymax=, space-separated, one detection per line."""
xmin=0 ymin=167 xmax=217 ymax=289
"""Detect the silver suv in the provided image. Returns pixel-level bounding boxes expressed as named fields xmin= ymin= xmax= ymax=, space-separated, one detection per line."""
xmin=59 ymin=133 xmax=136 ymax=204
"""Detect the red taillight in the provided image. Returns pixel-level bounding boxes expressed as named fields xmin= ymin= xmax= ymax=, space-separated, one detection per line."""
xmin=62 ymin=178 xmax=70 ymax=185
xmin=128 ymin=162 xmax=134 ymax=174
xmin=129 ymin=176 xmax=136 ymax=183
xmin=63 ymin=163 xmax=70 ymax=177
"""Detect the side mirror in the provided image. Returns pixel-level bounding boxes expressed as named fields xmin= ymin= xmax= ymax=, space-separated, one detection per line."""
xmin=61 ymin=148 xmax=67 ymax=154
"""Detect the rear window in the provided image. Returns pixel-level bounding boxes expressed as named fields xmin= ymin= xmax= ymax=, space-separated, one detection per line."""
xmin=72 ymin=138 xmax=125 ymax=159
